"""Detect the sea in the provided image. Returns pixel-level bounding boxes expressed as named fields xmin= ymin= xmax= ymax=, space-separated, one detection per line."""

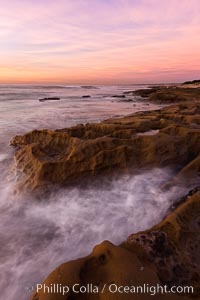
xmin=0 ymin=84 xmax=185 ymax=300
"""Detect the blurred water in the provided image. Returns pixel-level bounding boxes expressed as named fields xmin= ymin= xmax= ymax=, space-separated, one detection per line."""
xmin=0 ymin=84 xmax=175 ymax=300
xmin=0 ymin=168 xmax=187 ymax=300
xmin=0 ymin=84 xmax=161 ymax=144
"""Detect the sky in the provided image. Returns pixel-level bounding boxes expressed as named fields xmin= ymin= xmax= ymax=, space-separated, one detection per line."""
xmin=0 ymin=0 xmax=200 ymax=84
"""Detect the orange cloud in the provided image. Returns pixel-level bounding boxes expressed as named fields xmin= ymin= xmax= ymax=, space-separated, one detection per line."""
xmin=0 ymin=0 xmax=200 ymax=83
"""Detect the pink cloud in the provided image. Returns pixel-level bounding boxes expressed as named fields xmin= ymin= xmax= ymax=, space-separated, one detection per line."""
xmin=0 ymin=0 xmax=200 ymax=83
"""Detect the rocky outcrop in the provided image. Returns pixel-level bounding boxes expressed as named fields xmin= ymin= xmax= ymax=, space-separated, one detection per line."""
xmin=10 ymin=99 xmax=200 ymax=191
xmin=125 ymin=86 xmax=200 ymax=103
xmin=30 ymin=188 xmax=200 ymax=300
xmin=183 ymin=80 xmax=200 ymax=85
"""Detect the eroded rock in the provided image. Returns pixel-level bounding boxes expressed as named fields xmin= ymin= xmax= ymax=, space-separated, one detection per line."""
xmin=124 ymin=188 xmax=200 ymax=297
xmin=10 ymin=99 xmax=200 ymax=191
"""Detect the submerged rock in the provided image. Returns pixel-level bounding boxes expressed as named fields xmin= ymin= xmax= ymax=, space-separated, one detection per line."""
xmin=82 ymin=95 xmax=91 ymax=98
xmin=112 ymin=94 xmax=126 ymax=98
xmin=119 ymin=98 xmax=134 ymax=102
xmin=39 ymin=97 xmax=60 ymax=102
xmin=81 ymin=86 xmax=98 ymax=89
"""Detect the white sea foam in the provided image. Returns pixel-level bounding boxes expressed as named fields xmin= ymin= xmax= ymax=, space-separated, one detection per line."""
xmin=0 ymin=169 xmax=188 ymax=300
xmin=0 ymin=153 xmax=9 ymax=162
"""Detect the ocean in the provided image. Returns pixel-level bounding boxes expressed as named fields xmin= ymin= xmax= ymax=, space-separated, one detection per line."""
xmin=0 ymin=84 xmax=182 ymax=300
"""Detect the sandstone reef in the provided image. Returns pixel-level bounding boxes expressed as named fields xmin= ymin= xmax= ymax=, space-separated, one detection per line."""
xmin=125 ymin=86 xmax=200 ymax=103
xmin=10 ymin=88 xmax=200 ymax=192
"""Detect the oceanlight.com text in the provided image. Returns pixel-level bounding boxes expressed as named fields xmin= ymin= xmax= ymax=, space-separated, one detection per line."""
xmin=35 ymin=283 xmax=194 ymax=296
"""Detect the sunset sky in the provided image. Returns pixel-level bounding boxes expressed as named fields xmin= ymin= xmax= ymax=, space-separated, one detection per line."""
xmin=0 ymin=0 xmax=200 ymax=84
